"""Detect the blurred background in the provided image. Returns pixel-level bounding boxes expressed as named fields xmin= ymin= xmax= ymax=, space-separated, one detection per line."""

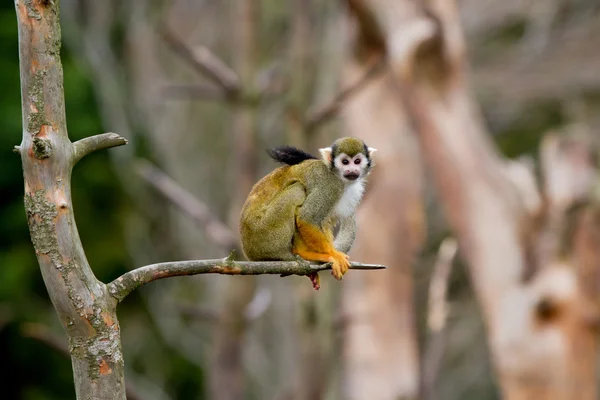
xmin=2 ymin=0 xmax=600 ymax=399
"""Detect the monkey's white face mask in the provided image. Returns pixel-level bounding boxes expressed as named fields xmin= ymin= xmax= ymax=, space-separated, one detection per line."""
xmin=319 ymin=147 xmax=377 ymax=184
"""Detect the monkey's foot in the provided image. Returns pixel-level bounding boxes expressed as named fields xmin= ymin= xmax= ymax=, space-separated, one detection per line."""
xmin=330 ymin=251 xmax=351 ymax=280
xmin=308 ymin=272 xmax=321 ymax=290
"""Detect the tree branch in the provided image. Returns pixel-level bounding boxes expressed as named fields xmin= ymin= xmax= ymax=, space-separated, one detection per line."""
xmin=162 ymin=83 xmax=227 ymax=101
xmin=161 ymin=27 xmax=240 ymax=96
xmin=421 ymin=238 xmax=458 ymax=400
xmin=161 ymin=83 xmax=264 ymax=106
xmin=427 ymin=238 xmax=458 ymax=333
xmin=304 ymin=57 xmax=386 ymax=133
xmin=107 ymin=259 xmax=386 ymax=303
xmin=72 ymin=132 xmax=128 ymax=165
xmin=135 ymin=159 xmax=238 ymax=251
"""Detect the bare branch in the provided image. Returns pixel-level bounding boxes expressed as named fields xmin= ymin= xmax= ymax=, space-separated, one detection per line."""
xmin=107 ymin=259 xmax=387 ymax=303
xmin=162 ymin=83 xmax=227 ymax=101
xmin=422 ymin=237 xmax=458 ymax=400
xmin=135 ymin=159 xmax=238 ymax=251
xmin=304 ymin=57 xmax=386 ymax=133
xmin=427 ymin=238 xmax=458 ymax=333
xmin=22 ymin=323 xmax=70 ymax=357
xmin=72 ymin=133 xmax=128 ymax=165
xmin=161 ymin=27 xmax=240 ymax=96
xmin=161 ymin=83 xmax=264 ymax=106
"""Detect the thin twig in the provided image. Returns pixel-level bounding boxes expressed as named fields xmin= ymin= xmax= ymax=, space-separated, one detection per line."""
xmin=161 ymin=27 xmax=240 ymax=96
xmin=161 ymin=83 xmax=267 ymax=106
xmin=135 ymin=159 xmax=238 ymax=251
xmin=162 ymin=83 xmax=227 ymax=101
xmin=72 ymin=133 xmax=128 ymax=165
xmin=107 ymin=259 xmax=387 ymax=303
xmin=22 ymin=323 xmax=70 ymax=356
xmin=304 ymin=57 xmax=386 ymax=133
xmin=428 ymin=238 xmax=458 ymax=332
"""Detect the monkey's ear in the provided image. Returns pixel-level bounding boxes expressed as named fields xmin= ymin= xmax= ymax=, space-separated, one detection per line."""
xmin=367 ymin=147 xmax=378 ymax=158
xmin=319 ymin=147 xmax=333 ymax=164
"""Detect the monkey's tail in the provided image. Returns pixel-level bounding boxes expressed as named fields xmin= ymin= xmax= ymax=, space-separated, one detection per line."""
xmin=266 ymin=146 xmax=318 ymax=166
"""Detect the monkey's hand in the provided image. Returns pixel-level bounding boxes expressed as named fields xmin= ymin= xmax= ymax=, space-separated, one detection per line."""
xmin=330 ymin=250 xmax=350 ymax=280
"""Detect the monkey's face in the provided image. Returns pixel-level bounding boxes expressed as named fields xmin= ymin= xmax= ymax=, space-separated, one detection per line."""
xmin=320 ymin=137 xmax=377 ymax=184
xmin=332 ymin=151 xmax=371 ymax=183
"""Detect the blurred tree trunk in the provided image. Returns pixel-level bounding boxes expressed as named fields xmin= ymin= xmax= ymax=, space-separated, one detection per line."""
xmin=339 ymin=8 xmax=424 ymax=399
xmin=285 ymin=3 xmax=330 ymax=400
xmin=210 ymin=1 xmax=259 ymax=399
xmin=347 ymin=1 xmax=600 ymax=399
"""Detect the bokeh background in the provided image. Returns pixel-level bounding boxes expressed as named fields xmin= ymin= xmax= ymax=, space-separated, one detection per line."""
xmin=2 ymin=0 xmax=600 ymax=399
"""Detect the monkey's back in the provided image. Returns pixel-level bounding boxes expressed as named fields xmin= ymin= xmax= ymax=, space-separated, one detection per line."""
xmin=239 ymin=160 xmax=338 ymax=261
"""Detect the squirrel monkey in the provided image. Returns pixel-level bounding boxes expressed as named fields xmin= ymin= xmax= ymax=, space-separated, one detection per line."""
xmin=239 ymin=137 xmax=376 ymax=290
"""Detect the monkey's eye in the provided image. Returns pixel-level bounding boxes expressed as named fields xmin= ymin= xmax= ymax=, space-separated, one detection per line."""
xmin=354 ymin=159 xmax=361 ymax=165
xmin=342 ymin=159 xmax=349 ymax=165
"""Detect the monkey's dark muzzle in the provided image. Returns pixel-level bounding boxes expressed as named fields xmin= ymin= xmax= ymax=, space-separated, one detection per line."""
xmin=344 ymin=172 xmax=360 ymax=181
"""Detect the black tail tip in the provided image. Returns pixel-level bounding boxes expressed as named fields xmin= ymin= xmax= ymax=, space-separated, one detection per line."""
xmin=266 ymin=145 xmax=317 ymax=166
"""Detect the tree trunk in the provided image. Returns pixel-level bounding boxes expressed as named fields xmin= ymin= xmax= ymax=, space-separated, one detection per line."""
xmin=346 ymin=1 xmax=600 ymax=399
xmin=210 ymin=1 xmax=259 ymax=399
xmin=14 ymin=1 xmax=127 ymax=398
xmin=340 ymin=12 xmax=424 ymax=399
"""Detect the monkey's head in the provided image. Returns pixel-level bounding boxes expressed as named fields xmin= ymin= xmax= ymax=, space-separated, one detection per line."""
xmin=319 ymin=137 xmax=377 ymax=184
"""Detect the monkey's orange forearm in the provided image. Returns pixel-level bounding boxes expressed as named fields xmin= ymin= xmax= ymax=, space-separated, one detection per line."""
xmin=293 ymin=218 xmax=350 ymax=281
xmin=294 ymin=218 xmax=336 ymax=255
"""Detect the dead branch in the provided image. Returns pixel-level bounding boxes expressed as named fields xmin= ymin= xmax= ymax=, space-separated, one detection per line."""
xmin=304 ymin=57 xmax=386 ymax=133
xmin=107 ymin=259 xmax=386 ymax=303
xmin=135 ymin=159 xmax=238 ymax=251
xmin=72 ymin=133 xmax=128 ymax=164
xmin=162 ymin=83 xmax=225 ymax=100
xmin=422 ymin=238 xmax=458 ymax=400
xmin=22 ymin=323 xmax=70 ymax=357
xmin=161 ymin=83 xmax=268 ymax=106
xmin=161 ymin=27 xmax=240 ymax=97
xmin=427 ymin=238 xmax=458 ymax=333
